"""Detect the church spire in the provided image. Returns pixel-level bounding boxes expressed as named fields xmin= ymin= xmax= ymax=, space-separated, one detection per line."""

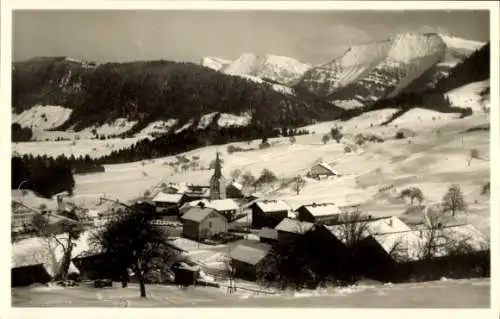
xmin=213 ymin=151 xmax=222 ymax=178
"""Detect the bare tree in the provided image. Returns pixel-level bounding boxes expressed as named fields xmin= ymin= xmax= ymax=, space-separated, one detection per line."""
xmin=241 ymin=171 xmax=256 ymax=188
xmin=293 ymin=175 xmax=306 ymax=195
xmin=333 ymin=209 xmax=372 ymax=247
xmin=442 ymin=184 xmax=467 ymax=217
xmin=230 ymin=168 xmax=242 ymax=181
xmin=31 ymin=212 xmax=83 ymax=281
xmin=468 ymin=149 xmax=480 ymax=166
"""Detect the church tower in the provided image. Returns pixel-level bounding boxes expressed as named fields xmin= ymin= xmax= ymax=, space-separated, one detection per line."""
xmin=209 ymin=152 xmax=226 ymax=200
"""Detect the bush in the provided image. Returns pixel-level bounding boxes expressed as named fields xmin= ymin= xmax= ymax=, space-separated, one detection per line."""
xmin=344 ymin=146 xmax=352 ymax=153
xmin=395 ymin=131 xmax=405 ymax=139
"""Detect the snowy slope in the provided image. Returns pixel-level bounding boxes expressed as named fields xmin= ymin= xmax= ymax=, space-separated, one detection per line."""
xmin=299 ymin=32 xmax=447 ymax=104
xmin=222 ymin=53 xmax=311 ymax=86
xmin=13 ymin=105 xmax=73 ymax=130
xmin=235 ymin=74 xmax=296 ymax=95
xmin=445 ymin=80 xmax=490 ymax=112
xmin=201 ymin=56 xmax=232 ymax=71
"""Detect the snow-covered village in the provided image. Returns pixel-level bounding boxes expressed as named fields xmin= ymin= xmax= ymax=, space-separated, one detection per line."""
xmin=7 ymin=7 xmax=494 ymax=309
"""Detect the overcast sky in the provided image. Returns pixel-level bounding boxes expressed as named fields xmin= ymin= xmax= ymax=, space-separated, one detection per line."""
xmin=13 ymin=10 xmax=490 ymax=65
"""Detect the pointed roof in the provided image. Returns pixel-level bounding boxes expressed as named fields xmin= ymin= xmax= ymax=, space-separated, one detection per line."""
xmin=212 ymin=152 xmax=222 ymax=179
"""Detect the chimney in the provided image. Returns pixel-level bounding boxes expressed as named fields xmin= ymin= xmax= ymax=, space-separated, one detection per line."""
xmin=312 ymin=202 xmax=317 ymax=207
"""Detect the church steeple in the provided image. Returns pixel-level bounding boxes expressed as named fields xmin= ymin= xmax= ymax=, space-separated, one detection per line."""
xmin=209 ymin=151 xmax=226 ymax=200
xmin=213 ymin=151 xmax=222 ymax=178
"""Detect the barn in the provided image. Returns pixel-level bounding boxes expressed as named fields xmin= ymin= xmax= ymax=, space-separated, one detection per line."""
xmin=230 ymin=242 xmax=272 ymax=281
xmin=181 ymin=206 xmax=228 ymax=242
xmin=250 ymin=200 xmax=292 ymax=229
xmin=307 ymin=161 xmax=340 ymax=180
xmin=296 ymin=202 xmax=343 ymax=224
xmin=274 ymin=218 xmax=314 ymax=246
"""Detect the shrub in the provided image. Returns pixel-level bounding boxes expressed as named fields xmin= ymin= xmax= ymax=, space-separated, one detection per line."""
xmin=344 ymin=146 xmax=352 ymax=153
xmin=321 ymin=134 xmax=331 ymax=144
xmin=395 ymin=131 xmax=405 ymax=139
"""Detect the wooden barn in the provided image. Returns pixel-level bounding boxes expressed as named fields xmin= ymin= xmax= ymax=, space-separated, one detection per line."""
xmin=250 ymin=200 xmax=292 ymax=229
xmin=274 ymin=218 xmax=315 ymax=246
xmin=181 ymin=206 xmax=228 ymax=242
xmin=307 ymin=161 xmax=340 ymax=180
xmin=296 ymin=202 xmax=343 ymax=225
xmin=230 ymin=242 xmax=272 ymax=281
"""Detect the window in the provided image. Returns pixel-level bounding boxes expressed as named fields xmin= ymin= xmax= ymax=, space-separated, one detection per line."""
xmin=208 ymin=222 xmax=213 ymax=228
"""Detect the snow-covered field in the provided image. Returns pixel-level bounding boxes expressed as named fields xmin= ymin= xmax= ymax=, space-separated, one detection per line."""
xmin=445 ymin=80 xmax=490 ymax=112
xmin=13 ymin=105 xmax=72 ymax=131
xmin=11 ymin=277 xmax=489 ymax=307
xmin=12 ymin=107 xmax=490 ymax=235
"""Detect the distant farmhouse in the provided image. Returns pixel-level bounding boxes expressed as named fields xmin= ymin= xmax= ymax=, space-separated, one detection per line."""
xmin=230 ymin=242 xmax=272 ymax=281
xmin=307 ymin=161 xmax=340 ymax=180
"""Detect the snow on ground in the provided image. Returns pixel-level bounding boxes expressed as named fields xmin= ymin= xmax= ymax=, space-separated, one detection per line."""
xmin=445 ymin=80 xmax=490 ymax=112
xmin=217 ymin=113 xmax=252 ymax=127
xmin=198 ymin=113 xmax=218 ymax=129
xmin=79 ymin=118 xmax=138 ymax=137
xmin=12 ymin=137 xmax=139 ymax=159
xmin=136 ymin=119 xmax=179 ymax=137
xmin=331 ymin=99 xmax=365 ymax=109
xmin=13 ymin=105 xmax=73 ymax=131
xmin=13 ymin=108 xmax=490 ymax=235
xmin=11 ymin=277 xmax=490 ymax=307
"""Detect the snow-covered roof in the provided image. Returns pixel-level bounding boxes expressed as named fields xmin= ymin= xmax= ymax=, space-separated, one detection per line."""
xmin=254 ymin=200 xmax=291 ymax=213
xmin=298 ymin=202 xmax=342 ymax=217
xmin=258 ymin=228 xmax=278 ymax=240
xmin=430 ymin=224 xmax=489 ymax=256
xmin=185 ymin=199 xmax=240 ymax=212
xmin=372 ymin=231 xmax=424 ymax=262
xmin=230 ymin=243 xmax=272 ymax=266
xmin=275 ymin=218 xmax=314 ymax=234
xmin=11 ymin=230 xmax=95 ymax=275
xmin=228 ymin=181 xmax=243 ymax=191
xmin=181 ymin=206 xmax=223 ymax=223
xmin=316 ymin=161 xmax=340 ymax=175
xmin=152 ymin=192 xmax=184 ymax=204
xmin=327 ymin=216 xmax=411 ymax=243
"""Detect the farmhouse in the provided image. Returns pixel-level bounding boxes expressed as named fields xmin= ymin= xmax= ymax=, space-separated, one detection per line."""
xmin=184 ymin=185 xmax=211 ymax=201
xmin=152 ymin=192 xmax=187 ymax=215
xmin=180 ymin=198 xmax=240 ymax=220
xmin=275 ymin=218 xmax=314 ymax=245
xmin=181 ymin=206 xmax=228 ymax=241
xmin=354 ymin=224 xmax=490 ymax=282
xmin=230 ymin=242 xmax=272 ymax=281
xmin=296 ymin=202 xmax=343 ymax=224
xmin=251 ymin=200 xmax=292 ymax=229
xmin=162 ymin=182 xmax=189 ymax=195
xmin=307 ymin=161 xmax=340 ymax=180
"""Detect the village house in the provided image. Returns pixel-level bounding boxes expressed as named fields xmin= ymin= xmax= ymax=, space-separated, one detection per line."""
xmin=184 ymin=185 xmax=211 ymax=201
xmin=274 ymin=218 xmax=315 ymax=246
xmin=180 ymin=198 xmax=240 ymax=220
xmin=152 ymin=192 xmax=187 ymax=216
xmin=181 ymin=206 xmax=228 ymax=242
xmin=230 ymin=242 xmax=272 ymax=281
xmin=250 ymin=200 xmax=292 ymax=229
xmin=306 ymin=161 xmax=340 ymax=180
xmin=296 ymin=202 xmax=343 ymax=224
xmin=162 ymin=182 xmax=189 ymax=195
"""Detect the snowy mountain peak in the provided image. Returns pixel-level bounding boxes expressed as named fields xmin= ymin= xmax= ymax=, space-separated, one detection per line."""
xmin=221 ymin=53 xmax=311 ymax=85
xmin=201 ymin=56 xmax=232 ymax=71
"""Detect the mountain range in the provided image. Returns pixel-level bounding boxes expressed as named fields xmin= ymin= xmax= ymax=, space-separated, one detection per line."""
xmin=12 ymin=31 xmax=489 ymax=137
